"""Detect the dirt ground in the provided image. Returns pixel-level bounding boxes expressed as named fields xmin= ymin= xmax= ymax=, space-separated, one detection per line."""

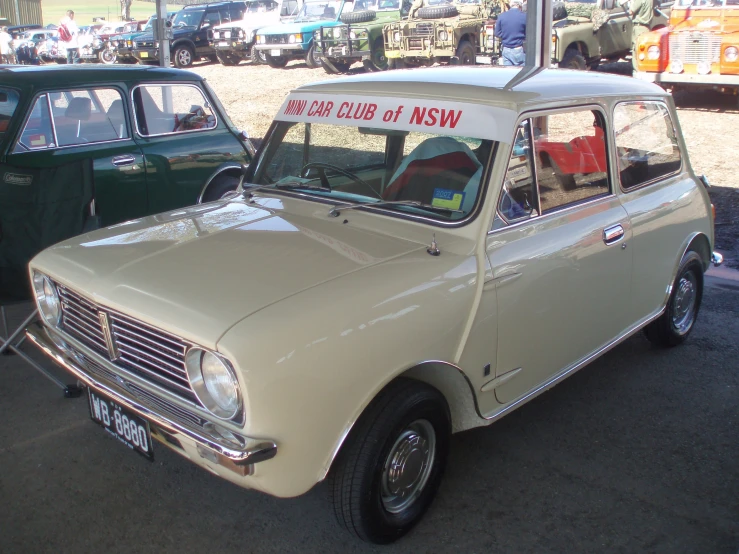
xmin=191 ymin=59 xmax=739 ymax=265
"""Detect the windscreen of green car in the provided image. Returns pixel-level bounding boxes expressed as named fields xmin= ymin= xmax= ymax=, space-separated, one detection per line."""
xmin=0 ymin=88 xmax=21 ymax=141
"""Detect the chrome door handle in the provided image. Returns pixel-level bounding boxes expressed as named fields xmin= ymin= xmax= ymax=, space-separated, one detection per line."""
xmin=111 ymin=155 xmax=136 ymax=167
xmin=603 ymin=224 xmax=625 ymax=245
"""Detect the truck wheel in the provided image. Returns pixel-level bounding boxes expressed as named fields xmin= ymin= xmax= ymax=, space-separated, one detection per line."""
xmin=559 ymin=48 xmax=586 ymax=70
xmin=323 ymin=59 xmax=351 ymax=74
xmin=250 ymin=47 xmax=267 ymax=64
xmin=99 ymin=48 xmax=116 ymax=64
xmin=644 ymin=251 xmax=704 ymax=347
xmin=265 ymin=53 xmax=288 ymax=68
xmin=340 ymin=10 xmax=376 ymax=24
xmin=173 ymin=45 xmax=194 ymax=68
xmin=455 ymin=40 xmax=475 ymax=65
xmin=364 ymin=37 xmax=388 ymax=71
xmin=417 ymin=5 xmax=458 ymax=19
xmin=330 ymin=378 xmax=451 ymax=544
xmin=217 ymin=52 xmax=239 ymax=66
xmin=305 ymin=42 xmax=322 ymax=68
xmin=200 ymin=175 xmax=240 ymax=203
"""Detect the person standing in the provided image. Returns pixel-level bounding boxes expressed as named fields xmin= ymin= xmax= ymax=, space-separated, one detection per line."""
xmin=626 ymin=0 xmax=654 ymax=69
xmin=494 ymin=0 xmax=526 ymax=67
xmin=60 ymin=10 xmax=80 ymax=64
xmin=0 ymin=27 xmax=13 ymax=64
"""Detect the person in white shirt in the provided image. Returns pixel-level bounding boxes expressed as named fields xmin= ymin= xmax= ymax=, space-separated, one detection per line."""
xmin=0 ymin=27 xmax=13 ymax=64
xmin=60 ymin=10 xmax=80 ymax=64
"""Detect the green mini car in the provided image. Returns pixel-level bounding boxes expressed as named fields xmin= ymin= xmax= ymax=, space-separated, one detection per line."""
xmin=314 ymin=0 xmax=412 ymax=73
xmin=0 ymin=65 xmax=254 ymax=229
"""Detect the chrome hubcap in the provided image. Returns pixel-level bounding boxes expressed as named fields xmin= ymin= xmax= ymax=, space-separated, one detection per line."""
xmin=672 ymin=271 xmax=697 ymax=334
xmin=178 ymin=50 xmax=191 ymax=65
xmin=381 ymin=419 xmax=435 ymax=514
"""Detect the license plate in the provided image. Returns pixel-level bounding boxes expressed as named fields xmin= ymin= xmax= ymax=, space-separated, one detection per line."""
xmin=219 ymin=41 xmax=228 ymax=46
xmin=270 ymin=49 xmax=281 ymax=56
xmin=89 ymin=390 xmax=153 ymax=460
xmin=140 ymin=51 xmax=148 ymax=58
xmin=476 ymin=55 xmax=492 ymax=64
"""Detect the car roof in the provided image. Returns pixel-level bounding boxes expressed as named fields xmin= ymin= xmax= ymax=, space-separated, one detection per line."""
xmin=295 ymin=66 xmax=670 ymax=110
xmin=0 ymin=65 xmax=203 ymax=92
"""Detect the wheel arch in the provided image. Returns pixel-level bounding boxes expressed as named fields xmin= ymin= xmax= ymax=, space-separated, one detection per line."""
xmin=196 ymin=162 xmax=243 ymax=204
xmin=565 ymin=40 xmax=589 ymax=59
xmin=171 ymin=39 xmax=196 ymax=53
xmin=660 ymin=232 xmax=712 ymax=308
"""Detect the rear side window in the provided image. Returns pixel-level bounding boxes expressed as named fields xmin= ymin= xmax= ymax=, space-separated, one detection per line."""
xmin=14 ymin=94 xmax=53 ymax=151
xmin=133 ymin=84 xmax=217 ymax=136
xmin=613 ymin=101 xmax=682 ymax=190
xmin=0 ymin=87 xmax=20 ymax=138
xmin=48 ymin=88 xmax=129 ymax=146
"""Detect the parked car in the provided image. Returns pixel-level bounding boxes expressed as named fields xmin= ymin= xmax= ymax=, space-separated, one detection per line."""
xmin=253 ymin=0 xmax=353 ymax=68
xmin=632 ymin=0 xmax=739 ymax=103
xmin=132 ymin=1 xmax=248 ymax=67
xmin=552 ymin=0 xmax=672 ymax=70
xmin=0 ymin=65 xmax=255 ymax=229
xmin=111 ymin=13 xmax=179 ymax=64
xmin=383 ymin=0 xmax=485 ymax=68
xmin=209 ymin=0 xmax=301 ymax=65
xmin=315 ymin=0 xmax=410 ymax=73
xmin=12 ymin=29 xmax=57 ymax=65
xmin=25 ymin=66 xmax=722 ymax=543
xmin=79 ymin=21 xmax=127 ymax=63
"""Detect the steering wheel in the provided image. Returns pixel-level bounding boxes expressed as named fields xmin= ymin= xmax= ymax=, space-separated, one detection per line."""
xmin=299 ymin=162 xmax=381 ymax=199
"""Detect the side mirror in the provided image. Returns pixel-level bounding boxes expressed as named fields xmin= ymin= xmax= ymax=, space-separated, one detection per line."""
xmin=699 ymin=174 xmax=711 ymax=189
xmin=239 ymin=129 xmax=257 ymax=157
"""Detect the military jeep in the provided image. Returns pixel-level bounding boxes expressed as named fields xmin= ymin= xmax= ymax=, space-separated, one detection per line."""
xmin=383 ymin=0 xmax=486 ymax=68
xmin=315 ymin=0 xmax=411 ymax=73
xmin=552 ymin=0 xmax=672 ymax=70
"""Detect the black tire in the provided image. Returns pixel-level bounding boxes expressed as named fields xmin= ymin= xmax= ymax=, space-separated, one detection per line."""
xmin=250 ymin=47 xmax=266 ymax=64
xmin=200 ymin=175 xmax=240 ymax=203
xmin=330 ymin=378 xmax=451 ymax=544
xmin=265 ymin=52 xmax=288 ymax=68
xmin=364 ymin=37 xmax=388 ymax=71
xmin=305 ymin=42 xmax=322 ymax=68
xmin=417 ymin=5 xmax=458 ymax=19
xmin=644 ymin=251 xmax=704 ymax=347
xmin=173 ymin=44 xmax=194 ymax=68
xmin=559 ymin=47 xmax=587 ymax=70
xmin=323 ymin=59 xmax=351 ymax=73
xmin=217 ymin=51 xmax=239 ymax=66
xmin=455 ymin=40 xmax=475 ymax=65
xmin=552 ymin=1 xmax=567 ymax=21
xmin=388 ymin=58 xmax=405 ymax=70
xmin=99 ymin=48 xmax=116 ymax=64
xmin=340 ymin=10 xmax=376 ymax=23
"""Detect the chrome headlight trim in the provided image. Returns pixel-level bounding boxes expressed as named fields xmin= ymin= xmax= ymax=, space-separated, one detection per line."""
xmin=32 ymin=271 xmax=61 ymax=327
xmin=647 ymin=45 xmax=660 ymax=60
xmin=185 ymin=347 xmax=242 ymax=420
xmin=725 ymin=46 xmax=738 ymax=62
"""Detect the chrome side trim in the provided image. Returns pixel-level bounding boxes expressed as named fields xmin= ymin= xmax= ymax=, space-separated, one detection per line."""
xmin=26 ymin=323 xmax=277 ymax=466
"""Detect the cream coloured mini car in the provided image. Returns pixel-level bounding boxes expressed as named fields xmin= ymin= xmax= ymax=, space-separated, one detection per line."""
xmin=27 ymin=67 xmax=721 ymax=544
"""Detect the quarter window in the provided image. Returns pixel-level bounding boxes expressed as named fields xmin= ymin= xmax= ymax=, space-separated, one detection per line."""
xmin=133 ymin=84 xmax=217 ymax=136
xmin=0 ymin=87 xmax=20 ymax=138
xmin=613 ymin=101 xmax=682 ymax=190
xmin=14 ymin=94 xmax=53 ymax=151
xmin=495 ymin=121 xmax=538 ymax=227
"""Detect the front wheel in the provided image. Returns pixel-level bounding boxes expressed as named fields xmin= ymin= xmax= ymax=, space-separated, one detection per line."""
xmin=216 ymin=51 xmax=239 ymax=66
xmin=305 ymin=42 xmax=322 ymax=68
xmin=644 ymin=250 xmax=704 ymax=347
xmin=250 ymin=47 xmax=267 ymax=64
xmin=199 ymin=175 xmax=240 ymax=203
xmin=455 ymin=40 xmax=475 ymax=65
xmin=559 ymin=48 xmax=587 ymax=70
xmin=364 ymin=37 xmax=388 ymax=71
xmin=264 ymin=52 xmax=288 ymax=68
xmin=330 ymin=378 xmax=451 ymax=544
xmin=173 ymin=45 xmax=194 ymax=68
xmin=99 ymin=48 xmax=116 ymax=64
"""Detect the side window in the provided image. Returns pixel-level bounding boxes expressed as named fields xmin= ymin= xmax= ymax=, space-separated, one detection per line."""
xmin=134 ymin=84 xmax=217 ymax=136
xmin=48 ymin=88 xmax=129 ymax=147
xmin=534 ymin=109 xmax=610 ymax=214
xmin=495 ymin=121 xmax=538 ymax=228
xmin=14 ymin=94 xmax=54 ymax=152
xmin=281 ymin=0 xmax=299 ymax=16
xmin=231 ymin=2 xmax=247 ymax=19
xmin=203 ymin=10 xmax=222 ymax=28
xmin=613 ymin=101 xmax=682 ymax=190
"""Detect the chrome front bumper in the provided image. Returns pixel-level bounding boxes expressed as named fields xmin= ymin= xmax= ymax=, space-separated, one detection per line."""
xmin=712 ymin=251 xmax=724 ymax=267
xmin=26 ymin=323 xmax=277 ymax=471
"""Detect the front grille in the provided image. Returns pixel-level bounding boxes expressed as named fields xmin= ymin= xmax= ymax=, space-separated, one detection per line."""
xmin=265 ymin=34 xmax=288 ymax=44
xmin=411 ymin=23 xmax=434 ymax=36
xmin=56 ymin=282 xmax=197 ymax=404
xmin=135 ymin=40 xmax=155 ymax=48
xmin=669 ymin=32 xmax=720 ymax=65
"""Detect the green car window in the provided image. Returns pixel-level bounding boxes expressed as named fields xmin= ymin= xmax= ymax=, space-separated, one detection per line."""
xmin=134 ymin=84 xmax=217 ymax=136
xmin=14 ymin=94 xmax=54 ymax=152
xmin=0 ymin=87 xmax=20 ymax=141
xmin=48 ymin=88 xmax=129 ymax=147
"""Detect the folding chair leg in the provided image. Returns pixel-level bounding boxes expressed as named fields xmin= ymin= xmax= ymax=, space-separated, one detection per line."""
xmin=0 ymin=309 xmax=38 ymax=355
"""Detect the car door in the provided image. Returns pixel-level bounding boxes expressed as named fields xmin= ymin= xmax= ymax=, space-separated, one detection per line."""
xmin=485 ymin=107 xmax=633 ymax=408
xmin=597 ymin=0 xmax=632 ymax=55
xmin=5 ymin=86 xmax=147 ymax=228
xmin=131 ymin=82 xmax=249 ymax=213
xmin=197 ymin=8 xmax=223 ymax=55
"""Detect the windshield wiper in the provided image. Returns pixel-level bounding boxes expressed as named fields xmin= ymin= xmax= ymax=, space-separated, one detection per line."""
xmin=328 ymin=200 xmax=464 ymax=218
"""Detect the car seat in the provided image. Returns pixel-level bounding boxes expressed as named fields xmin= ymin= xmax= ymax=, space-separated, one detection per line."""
xmin=57 ymin=97 xmax=91 ymax=146
xmin=106 ymin=98 xmax=126 ymax=139
xmin=383 ymin=136 xmax=483 ymax=213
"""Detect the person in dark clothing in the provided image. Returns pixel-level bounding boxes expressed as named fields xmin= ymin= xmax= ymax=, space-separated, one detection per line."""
xmin=494 ymin=0 xmax=526 ymax=66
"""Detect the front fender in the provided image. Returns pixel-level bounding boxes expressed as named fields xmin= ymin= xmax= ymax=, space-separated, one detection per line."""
xmin=216 ymin=248 xmax=480 ymax=497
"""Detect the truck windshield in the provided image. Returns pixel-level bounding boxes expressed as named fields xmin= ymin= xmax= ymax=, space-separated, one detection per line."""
xmin=352 ymin=0 xmax=401 ymax=11
xmin=296 ymin=0 xmax=344 ymax=21
xmin=173 ymin=9 xmax=205 ymax=28
xmin=0 ymin=88 xmax=20 ymax=140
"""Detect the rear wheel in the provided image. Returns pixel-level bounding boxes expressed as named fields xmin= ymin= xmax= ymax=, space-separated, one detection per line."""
xmin=330 ymin=378 xmax=451 ymax=544
xmin=265 ymin=53 xmax=288 ymax=68
xmin=455 ymin=40 xmax=475 ymax=65
xmin=644 ymin=251 xmax=704 ymax=347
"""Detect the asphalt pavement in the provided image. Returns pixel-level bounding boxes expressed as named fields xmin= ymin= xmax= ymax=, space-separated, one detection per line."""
xmin=1 ymin=272 xmax=737 ymax=553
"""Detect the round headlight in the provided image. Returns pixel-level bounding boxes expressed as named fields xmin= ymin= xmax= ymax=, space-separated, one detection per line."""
xmin=696 ymin=60 xmax=711 ymax=75
xmin=394 ymin=31 xmax=400 ymax=42
xmin=670 ymin=59 xmax=684 ymax=74
xmin=185 ymin=347 xmax=241 ymax=419
xmin=439 ymin=30 xmax=448 ymax=41
xmin=647 ymin=45 xmax=660 ymax=60
xmin=288 ymin=34 xmax=296 ymax=43
xmin=725 ymin=46 xmax=738 ymax=62
xmin=32 ymin=272 xmax=61 ymax=326
xmin=349 ymin=30 xmax=356 ymax=40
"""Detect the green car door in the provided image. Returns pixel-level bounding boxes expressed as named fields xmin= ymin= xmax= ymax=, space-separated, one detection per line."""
xmin=6 ymin=86 xmax=148 ymax=228
xmin=130 ymin=81 xmax=250 ymax=212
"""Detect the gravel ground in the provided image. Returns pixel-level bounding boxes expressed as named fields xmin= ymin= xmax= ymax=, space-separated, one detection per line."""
xmin=191 ymin=60 xmax=739 ymax=265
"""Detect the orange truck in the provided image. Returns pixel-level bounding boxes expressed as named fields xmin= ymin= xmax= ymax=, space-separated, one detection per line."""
xmin=632 ymin=0 xmax=739 ymax=101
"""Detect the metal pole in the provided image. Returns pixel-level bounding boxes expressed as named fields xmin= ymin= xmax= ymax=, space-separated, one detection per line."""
xmin=157 ymin=0 xmax=170 ymax=67
xmin=13 ymin=0 xmax=21 ymax=25
xmin=524 ymin=0 xmax=553 ymax=68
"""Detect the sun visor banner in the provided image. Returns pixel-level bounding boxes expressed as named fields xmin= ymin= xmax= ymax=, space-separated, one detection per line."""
xmin=276 ymin=93 xmax=516 ymax=142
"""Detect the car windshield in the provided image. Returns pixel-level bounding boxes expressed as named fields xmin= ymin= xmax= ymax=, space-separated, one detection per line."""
xmin=173 ymin=9 xmax=204 ymax=27
xmin=249 ymin=121 xmax=493 ymax=222
xmin=0 ymin=88 xmax=20 ymax=140
xmin=246 ymin=0 xmax=277 ymax=12
xmin=352 ymin=0 xmax=401 ymax=10
xmin=676 ymin=0 xmax=733 ymax=5
xmin=296 ymin=0 xmax=344 ymax=21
